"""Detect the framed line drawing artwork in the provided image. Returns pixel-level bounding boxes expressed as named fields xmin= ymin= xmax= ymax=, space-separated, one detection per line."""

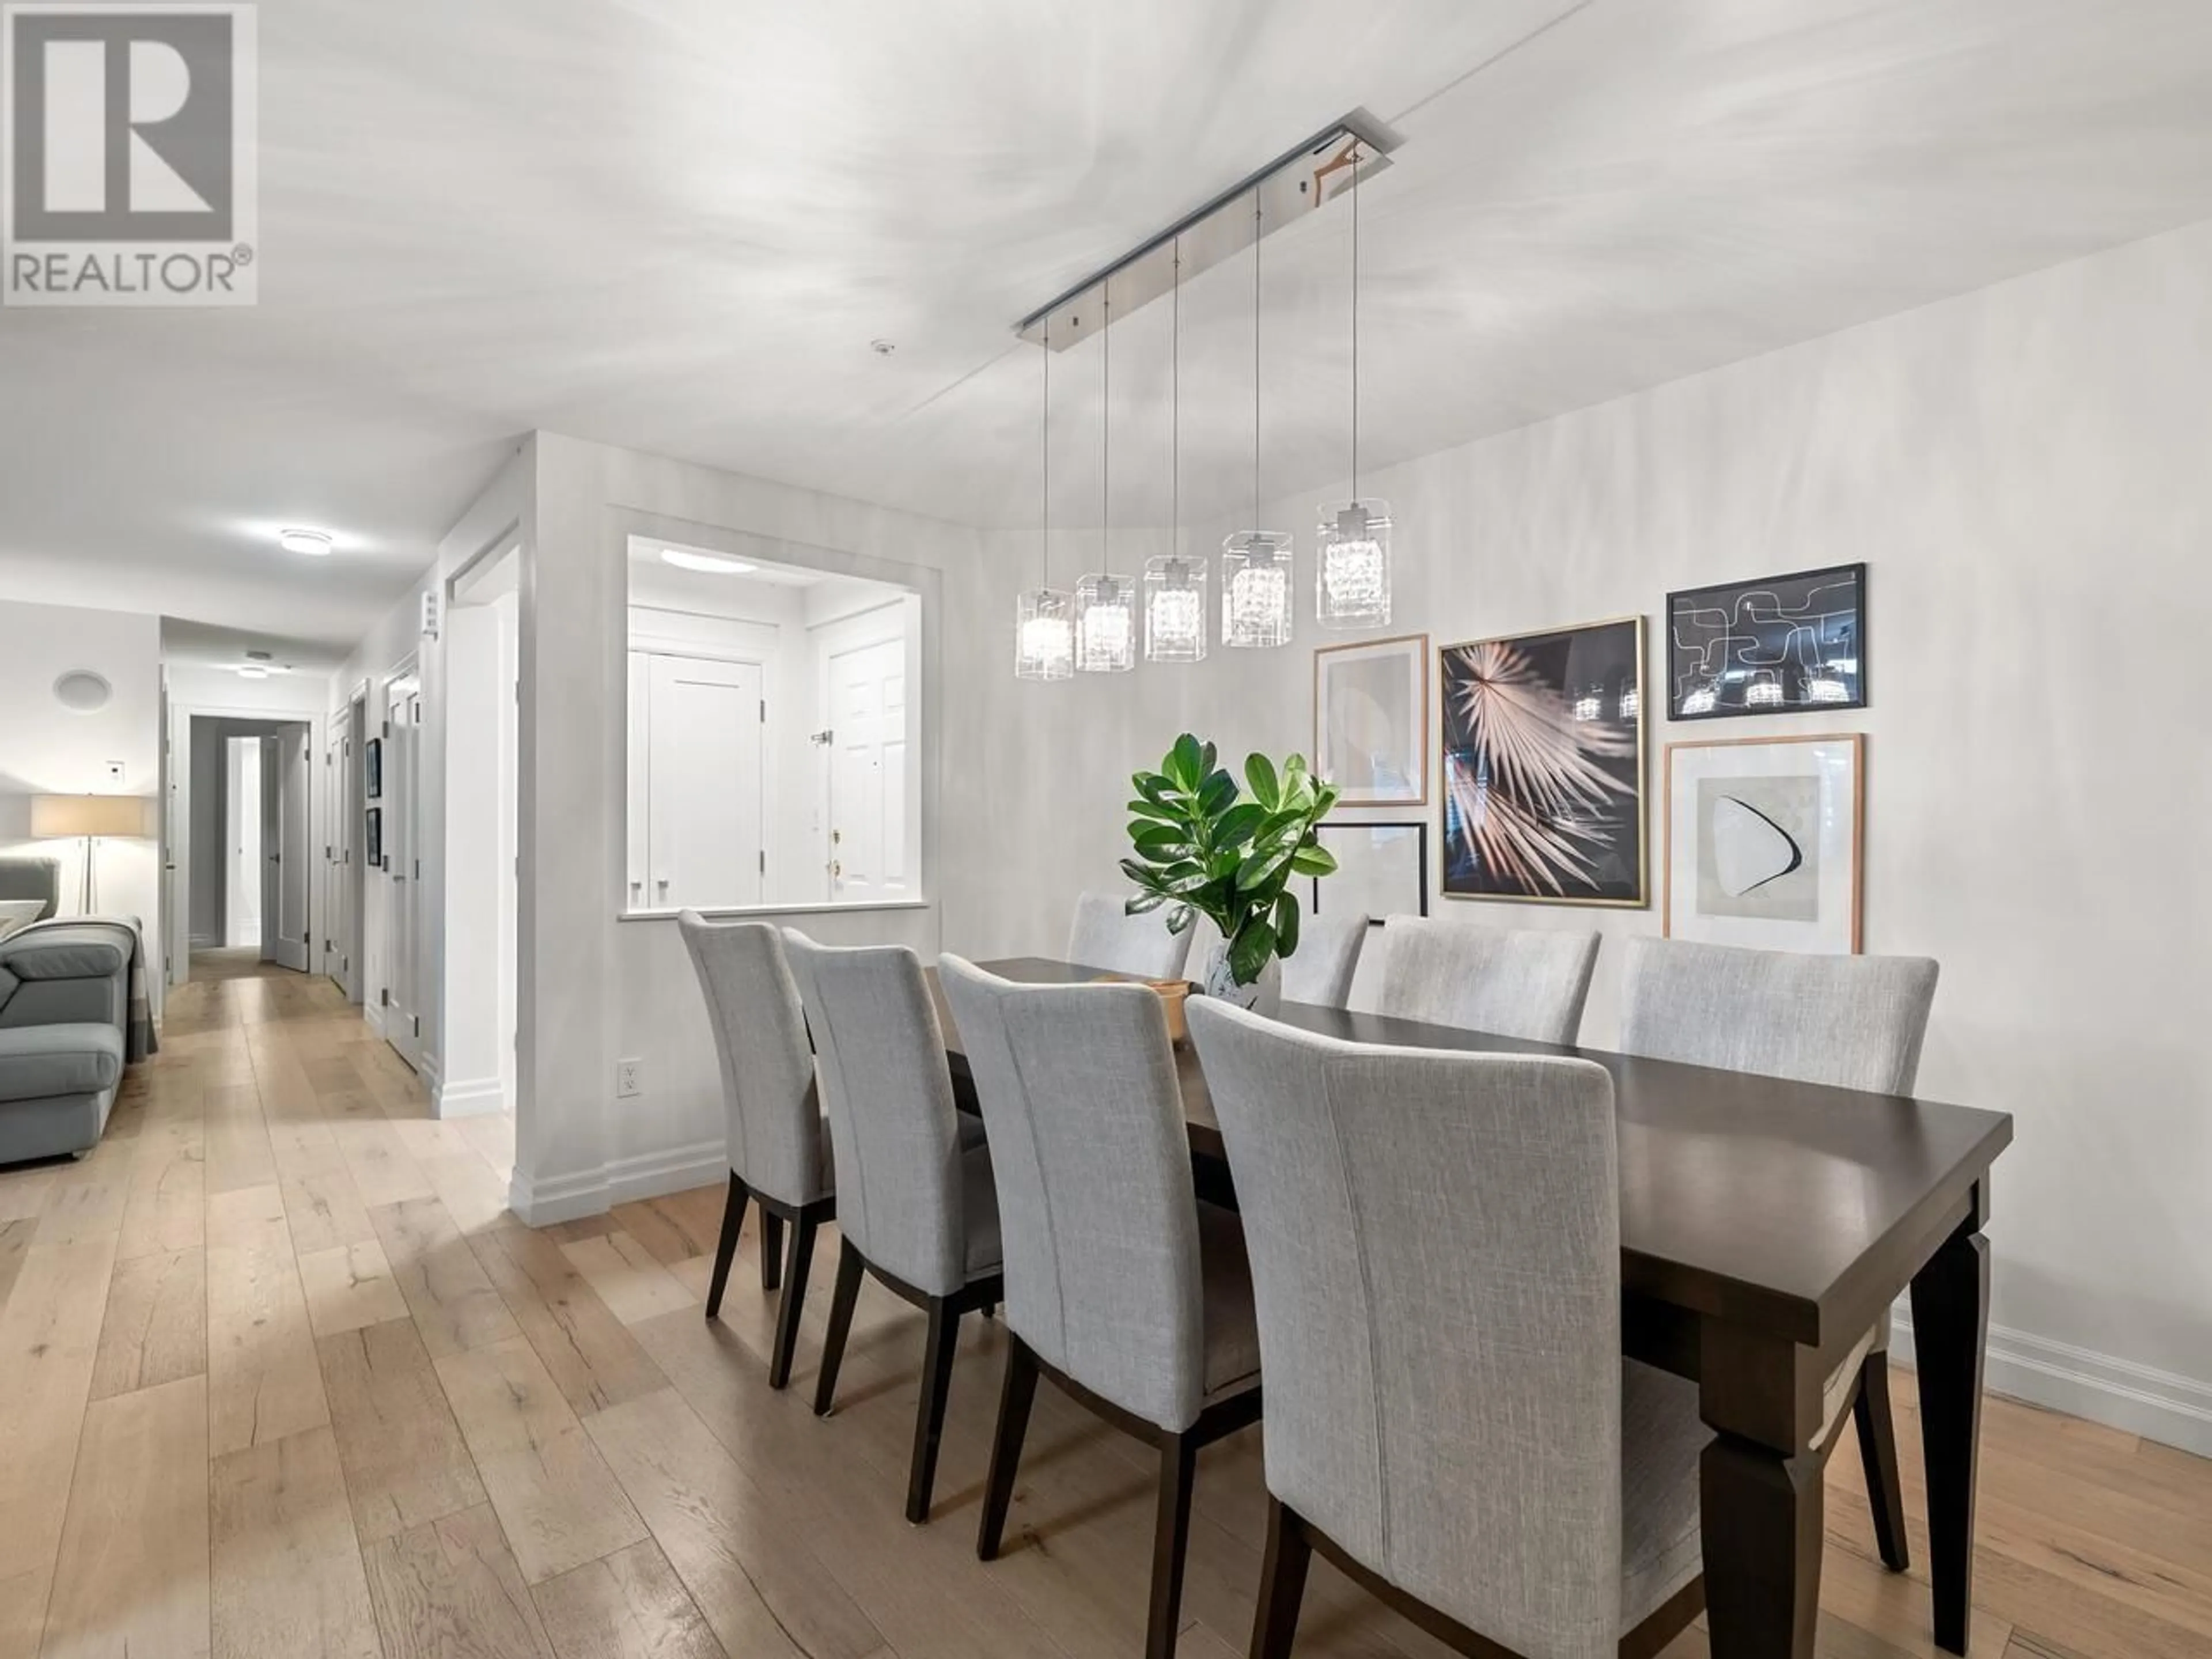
xmin=365 ymin=807 xmax=384 ymax=872
xmin=364 ymin=736 xmax=383 ymax=801
xmin=1666 ymin=562 xmax=1866 ymax=719
xmin=1311 ymin=820 xmax=1428 ymax=923
xmin=1441 ymin=616 xmax=1646 ymax=907
xmin=1664 ymin=733 xmax=1864 ymax=953
xmin=1313 ymin=633 xmax=1427 ymax=806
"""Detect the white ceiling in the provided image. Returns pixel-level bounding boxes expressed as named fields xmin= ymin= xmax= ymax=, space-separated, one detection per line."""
xmin=3 ymin=0 xmax=2210 ymax=668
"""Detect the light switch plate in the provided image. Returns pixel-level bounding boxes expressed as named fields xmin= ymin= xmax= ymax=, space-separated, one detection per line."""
xmin=104 ymin=760 xmax=125 ymax=783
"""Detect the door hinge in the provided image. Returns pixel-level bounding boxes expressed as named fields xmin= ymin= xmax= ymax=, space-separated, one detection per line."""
xmin=760 ymin=699 xmax=767 ymax=724
xmin=809 ymin=729 xmax=834 ymax=746
xmin=380 ymin=987 xmax=390 ymax=1007
xmin=759 ymin=849 xmax=766 ymax=874
xmin=414 ymin=858 xmax=422 ymax=881
xmin=412 ymin=1014 xmax=421 ymax=1037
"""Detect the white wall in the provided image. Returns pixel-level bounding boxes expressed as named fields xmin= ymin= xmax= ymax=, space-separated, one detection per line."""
xmin=514 ymin=433 xmax=991 ymax=1222
xmin=0 ymin=600 xmax=161 ymax=963
xmin=960 ymin=218 xmax=2212 ymax=1449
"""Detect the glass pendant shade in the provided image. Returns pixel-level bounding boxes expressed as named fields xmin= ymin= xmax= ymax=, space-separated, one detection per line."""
xmin=1220 ymin=531 xmax=1296 ymax=649
xmin=1142 ymin=554 xmax=1208 ymax=663
xmin=1074 ymin=572 xmax=1137 ymax=673
xmin=1014 ymin=587 xmax=1074 ymax=681
xmin=1315 ymin=499 xmax=1392 ymax=628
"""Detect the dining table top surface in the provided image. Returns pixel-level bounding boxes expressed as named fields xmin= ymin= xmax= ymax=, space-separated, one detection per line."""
xmin=931 ymin=955 xmax=2014 ymax=1352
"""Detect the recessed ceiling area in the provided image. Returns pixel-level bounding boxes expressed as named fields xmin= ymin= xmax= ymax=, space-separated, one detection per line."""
xmin=3 ymin=0 xmax=2211 ymax=655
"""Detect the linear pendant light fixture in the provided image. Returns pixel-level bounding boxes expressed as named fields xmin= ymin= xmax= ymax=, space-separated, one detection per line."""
xmin=1316 ymin=138 xmax=1392 ymax=629
xmin=1074 ymin=279 xmax=1136 ymax=673
xmin=1014 ymin=320 xmax=1074 ymax=681
xmin=1144 ymin=237 xmax=1206 ymax=662
xmin=1222 ymin=186 xmax=1293 ymax=649
xmin=1010 ymin=113 xmax=1399 ymax=682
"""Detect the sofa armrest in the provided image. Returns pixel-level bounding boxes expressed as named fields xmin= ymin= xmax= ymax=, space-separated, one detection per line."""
xmin=0 ymin=923 xmax=130 ymax=1033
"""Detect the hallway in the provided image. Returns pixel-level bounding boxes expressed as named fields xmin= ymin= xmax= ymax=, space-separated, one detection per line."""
xmin=1 ymin=963 xmax=2206 ymax=1658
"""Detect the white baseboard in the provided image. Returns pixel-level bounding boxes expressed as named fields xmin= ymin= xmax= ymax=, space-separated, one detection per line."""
xmin=434 ymin=1075 xmax=507 ymax=1120
xmin=506 ymin=1139 xmax=728 ymax=1228
xmin=1890 ymin=1309 xmax=2212 ymax=1457
xmin=363 ymin=1002 xmax=387 ymax=1037
xmin=420 ymin=1050 xmax=443 ymax=1094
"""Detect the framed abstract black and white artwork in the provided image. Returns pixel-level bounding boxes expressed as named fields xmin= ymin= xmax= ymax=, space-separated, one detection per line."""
xmin=1664 ymin=733 xmax=1863 ymax=953
xmin=1665 ymin=563 xmax=1865 ymax=719
xmin=365 ymin=807 xmax=384 ymax=870
xmin=1311 ymin=820 xmax=1428 ymax=923
xmin=1440 ymin=617 xmax=1647 ymax=907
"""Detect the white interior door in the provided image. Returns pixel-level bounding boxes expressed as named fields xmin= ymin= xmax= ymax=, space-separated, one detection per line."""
xmin=646 ymin=653 xmax=764 ymax=910
xmin=257 ymin=736 xmax=280 ymax=958
xmin=228 ymin=736 xmax=262 ymax=948
xmin=387 ymin=689 xmax=423 ymax=1068
xmin=267 ymin=727 xmax=312 ymax=972
xmin=825 ymin=635 xmax=908 ymax=904
xmin=324 ymin=727 xmax=349 ymax=985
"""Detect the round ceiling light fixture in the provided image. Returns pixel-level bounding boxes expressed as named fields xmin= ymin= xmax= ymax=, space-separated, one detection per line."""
xmin=236 ymin=650 xmax=287 ymax=680
xmin=236 ymin=665 xmax=271 ymax=679
xmin=52 ymin=670 xmax=112 ymax=713
xmin=870 ymin=339 xmax=896 ymax=355
xmin=279 ymin=528 xmax=334 ymax=557
xmin=661 ymin=548 xmax=754 ymax=576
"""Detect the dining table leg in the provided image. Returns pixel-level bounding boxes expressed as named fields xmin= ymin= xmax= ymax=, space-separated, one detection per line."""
xmin=1696 ymin=1321 xmax=1823 ymax=1659
xmin=1911 ymin=1215 xmax=1991 ymax=1656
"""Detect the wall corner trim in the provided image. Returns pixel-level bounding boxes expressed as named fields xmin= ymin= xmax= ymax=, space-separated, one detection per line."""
xmin=505 ymin=1138 xmax=729 ymax=1228
xmin=434 ymin=1074 xmax=507 ymax=1120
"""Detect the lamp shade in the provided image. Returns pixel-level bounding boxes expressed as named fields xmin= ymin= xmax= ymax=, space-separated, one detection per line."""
xmin=31 ymin=794 xmax=150 ymax=839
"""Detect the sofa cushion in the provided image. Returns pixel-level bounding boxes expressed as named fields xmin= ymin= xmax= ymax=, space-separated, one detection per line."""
xmin=0 ymin=927 xmax=128 ymax=980
xmin=0 ymin=965 xmax=16 ymax=1016
xmin=0 ymin=1022 xmax=124 ymax=1102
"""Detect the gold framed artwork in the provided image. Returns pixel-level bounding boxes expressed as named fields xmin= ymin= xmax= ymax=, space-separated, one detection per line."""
xmin=1440 ymin=616 xmax=1647 ymax=907
xmin=1313 ymin=632 xmax=1428 ymax=807
xmin=1664 ymin=732 xmax=1865 ymax=953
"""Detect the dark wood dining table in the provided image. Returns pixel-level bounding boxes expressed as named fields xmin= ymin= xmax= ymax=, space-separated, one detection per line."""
xmin=931 ymin=958 xmax=2014 ymax=1659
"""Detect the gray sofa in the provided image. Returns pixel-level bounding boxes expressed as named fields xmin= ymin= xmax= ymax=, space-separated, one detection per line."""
xmin=0 ymin=859 xmax=137 ymax=1164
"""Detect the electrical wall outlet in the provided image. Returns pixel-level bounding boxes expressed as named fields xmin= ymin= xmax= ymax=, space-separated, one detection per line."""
xmin=615 ymin=1058 xmax=643 ymax=1099
xmin=104 ymin=760 xmax=126 ymax=783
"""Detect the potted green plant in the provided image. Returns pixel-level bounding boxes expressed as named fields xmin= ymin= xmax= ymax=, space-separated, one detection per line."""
xmin=1122 ymin=733 xmax=1342 ymax=1013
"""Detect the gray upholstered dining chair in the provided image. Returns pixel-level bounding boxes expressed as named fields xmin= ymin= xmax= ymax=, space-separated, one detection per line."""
xmin=1187 ymin=997 xmax=1708 ymax=1659
xmin=1377 ymin=914 xmax=1600 ymax=1044
xmin=1067 ymin=890 xmax=1195 ymax=980
xmin=1618 ymin=935 xmax=1939 ymax=1577
xmin=940 ymin=956 xmax=1261 ymax=1659
xmin=1278 ymin=911 xmax=1369 ymax=1009
xmin=781 ymin=931 xmax=1003 ymax=1525
xmin=677 ymin=912 xmax=834 ymax=1390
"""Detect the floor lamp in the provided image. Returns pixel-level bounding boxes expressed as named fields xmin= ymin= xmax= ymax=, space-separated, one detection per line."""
xmin=31 ymin=794 xmax=149 ymax=915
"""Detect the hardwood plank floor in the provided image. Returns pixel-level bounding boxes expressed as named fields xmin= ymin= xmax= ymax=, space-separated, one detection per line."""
xmin=0 ymin=956 xmax=2203 ymax=1659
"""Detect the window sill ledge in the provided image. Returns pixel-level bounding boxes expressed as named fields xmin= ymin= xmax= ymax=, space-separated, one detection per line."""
xmin=618 ymin=899 xmax=933 ymax=923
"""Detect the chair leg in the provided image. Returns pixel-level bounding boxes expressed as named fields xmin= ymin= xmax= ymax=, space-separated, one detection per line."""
xmin=1249 ymin=1498 xmax=1312 ymax=1659
xmin=704 ymin=1173 xmax=748 ymax=1321
xmin=760 ymin=1210 xmax=785 ymax=1292
xmin=813 ymin=1239 xmax=866 ymax=1418
xmin=906 ymin=1300 xmax=962 ymax=1524
xmin=1145 ymin=1434 xmax=1200 ymax=1659
xmin=767 ymin=1211 xmax=819 ymax=1391
xmin=1854 ymin=1351 xmax=1911 ymax=1572
xmin=977 ymin=1338 xmax=1039 ymax=1560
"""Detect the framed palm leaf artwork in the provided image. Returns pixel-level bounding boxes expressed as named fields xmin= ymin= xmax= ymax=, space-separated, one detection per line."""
xmin=1441 ymin=617 xmax=1647 ymax=907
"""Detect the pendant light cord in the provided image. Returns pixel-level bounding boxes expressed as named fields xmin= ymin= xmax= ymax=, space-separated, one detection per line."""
xmin=1171 ymin=238 xmax=1180 ymax=558
xmin=1252 ymin=190 xmax=1263 ymax=528
xmin=1351 ymin=144 xmax=1360 ymax=503
xmin=1041 ymin=319 xmax=1051 ymax=588
xmin=1102 ymin=283 xmax=1111 ymax=576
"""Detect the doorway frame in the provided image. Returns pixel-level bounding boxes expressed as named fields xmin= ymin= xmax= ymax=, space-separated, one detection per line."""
xmin=165 ymin=697 xmax=329 ymax=990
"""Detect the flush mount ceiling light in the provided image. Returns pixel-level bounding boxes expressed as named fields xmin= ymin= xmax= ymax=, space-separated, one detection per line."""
xmin=237 ymin=650 xmax=289 ymax=680
xmin=1316 ymin=138 xmax=1392 ymax=631
xmin=279 ymin=528 xmax=334 ymax=557
xmin=661 ymin=548 xmax=755 ymax=575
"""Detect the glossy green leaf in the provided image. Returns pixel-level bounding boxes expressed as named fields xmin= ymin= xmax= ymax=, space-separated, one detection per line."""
xmin=1244 ymin=752 xmax=1281 ymax=812
xmin=1272 ymin=891 xmax=1301 ymax=957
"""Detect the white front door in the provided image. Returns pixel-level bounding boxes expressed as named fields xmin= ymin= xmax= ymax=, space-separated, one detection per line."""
xmin=825 ymin=635 xmax=909 ymax=904
xmin=646 ymin=654 xmax=764 ymax=910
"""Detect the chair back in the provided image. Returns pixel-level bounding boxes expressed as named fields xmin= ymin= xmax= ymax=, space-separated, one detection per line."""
xmin=1067 ymin=891 xmax=1195 ymax=980
xmin=940 ymin=955 xmax=1209 ymax=1433
xmin=1377 ymin=915 xmax=1599 ymax=1044
xmin=1279 ymin=912 xmax=1369 ymax=1008
xmin=1618 ymin=937 xmax=1938 ymax=1094
xmin=782 ymin=931 xmax=969 ymax=1294
xmin=677 ymin=912 xmax=825 ymax=1207
xmin=1188 ymin=997 xmax=1625 ymax=1657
